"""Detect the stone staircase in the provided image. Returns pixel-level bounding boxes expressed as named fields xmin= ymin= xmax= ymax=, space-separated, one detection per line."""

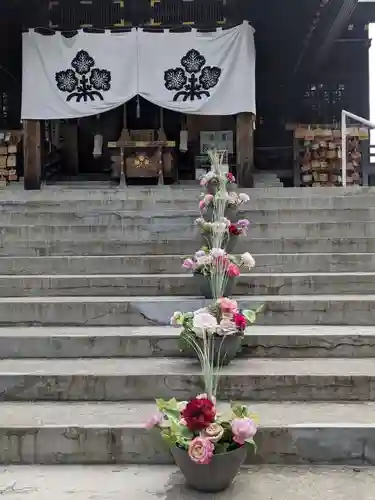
xmin=0 ymin=186 xmax=375 ymax=490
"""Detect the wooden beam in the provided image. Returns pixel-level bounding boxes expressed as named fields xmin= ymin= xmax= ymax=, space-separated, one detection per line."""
xmin=23 ymin=120 xmax=42 ymax=190
xmin=313 ymin=0 xmax=358 ymax=67
xmin=236 ymin=112 xmax=254 ymax=188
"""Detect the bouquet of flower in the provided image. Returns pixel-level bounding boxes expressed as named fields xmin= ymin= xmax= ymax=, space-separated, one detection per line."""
xmin=182 ymin=249 xmax=255 ymax=279
xmin=146 ymin=395 xmax=257 ymax=465
xmin=171 ymin=297 xmax=263 ymax=369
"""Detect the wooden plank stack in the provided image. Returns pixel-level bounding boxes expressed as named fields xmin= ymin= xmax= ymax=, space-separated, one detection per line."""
xmin=0 ymin=131 xmax=22 ymax=187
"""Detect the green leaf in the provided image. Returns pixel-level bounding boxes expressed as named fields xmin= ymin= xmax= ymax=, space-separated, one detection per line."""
xmin=242 ymin=309 xmax=257 ymax=324
xmin=245 ymin=439 xmax=257 ymax=453
xmin=231 ymin=403 xmax=249 ymax=419
xmin=155 ymin=398 xmax=181 ymax=424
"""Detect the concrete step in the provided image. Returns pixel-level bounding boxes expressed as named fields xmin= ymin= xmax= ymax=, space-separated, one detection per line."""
xmin=0 ymin=253 xmax=373 ymax=275
xmin=0 ymin=465 xmax=374 ymax=498
xmin=6 ymin=207 xmax=375 ymax=225
xmin=1 ymin=238 xmax=375 ymax=257
xmin=2 ymin=272 xmax=375 ymax=297
xmin=0 ymin=401 xmax=372 ymax=465
xmin=0 ymin=295 xmax=375 ymax=325
xmin=0 ymin=326 xmax=373 ymax=359
xmin=3 ymin=221 xmax=375 ymax=242
xmin=0 ymin=357 xmax=373 ymax=401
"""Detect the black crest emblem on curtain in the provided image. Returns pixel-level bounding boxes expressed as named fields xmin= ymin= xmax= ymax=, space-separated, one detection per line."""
xmin=55 ymin=50 xmax=111 ymax=103
xmin=164 ymin=49 xmax=221 ymax=102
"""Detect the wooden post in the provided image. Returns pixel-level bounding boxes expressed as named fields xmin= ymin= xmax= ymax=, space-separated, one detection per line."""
xmin=23 ymin=120 xmax=42 ymax=190
xmin=236 ymin=112 xmax=255 ymax=187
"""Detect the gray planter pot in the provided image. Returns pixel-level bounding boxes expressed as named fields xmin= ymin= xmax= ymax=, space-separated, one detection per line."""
xmin=197 ymin=334 xmax=243 ymax=366
xmin=203 ymin=205 xmax=237 ymax=223
xmin=194 ymin=273 xmax=237 ymax=299
xmin=200 ymin=233 xmax=238 ymax=253
xmin=171 ymin=445 xmax=247 ymax=493
xmin=206 ymin=180 xmax=237 ymax=195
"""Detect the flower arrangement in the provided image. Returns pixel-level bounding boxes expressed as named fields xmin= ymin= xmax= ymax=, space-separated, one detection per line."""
xmin=146 ymin=151 xmax=261 ymax=492
xmin=171 ymin=297 xmax=263 ymax=367
xmin=146 ymin=395 xmax=257 ymax=465
xmin=182 ymin=249 xmax=255 ymax=278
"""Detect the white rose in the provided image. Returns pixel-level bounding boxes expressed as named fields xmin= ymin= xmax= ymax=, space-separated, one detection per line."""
xmin=238 ymin=193 xmax=250 ymax=203
xmin=196 ymin=255 xmax=212 ymax=266
xmin=241 ymin=252 xmax=256 ymax=269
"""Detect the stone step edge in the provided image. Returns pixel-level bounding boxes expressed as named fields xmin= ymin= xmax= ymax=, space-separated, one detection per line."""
xmin=0 ymin=294 xmax=370 ymax=303
xmin=0 ymin=465 xmax=371 ymax=497
xmin=0 ymin=272 xmax=373 ymax=279
xmin=0 ymin=401 xmax=372 ymax=427
xmin=0 ymin=324 xmax=372 ymax=337
xmin=0 ymin=356 xmax=373 ymax=376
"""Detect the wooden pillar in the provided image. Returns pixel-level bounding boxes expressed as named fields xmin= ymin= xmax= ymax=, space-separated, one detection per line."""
xmin=236 ymin=112 xmax=255 ymax=187
xmin=23 ymin=120 xmax=42 ymax=190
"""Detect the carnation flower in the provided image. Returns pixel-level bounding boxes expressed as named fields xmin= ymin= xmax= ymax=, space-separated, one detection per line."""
xmin=241 ymin=252 xmax=256 ymax=269
xmin=195 ymin=250 xmax=206 ymax=258
xmin=238 ymin=193 xmax=250 ymax=203
xmin=201 ymin=423 xmax=224 ymax=443
xmin=188 ymin=437 xmax=214 ymax=464
xmin=182 ymin=258 xmax=194 ymax=269
xmin=182 ymin=397 xmax=216 ymax=431
xmin=237 ymin=219 xmax=250 ymax=228
xmin=211 ymin=248 xmax=226 ymax=258
xmin=227 ymin=263 xmax=240 ymax=278
xmin=170 ymin=311 xmax=183 ymax=327
xmin=231 ymin=418 xmax=257 ymax=445
xmin=145 ymin=412 xmax=163 ymax=430
xmin=203 ymin=194 xmax=214 ymax=205
xmin=233 ymin=312 xmax=247 ymax=330
xmin=193 ymin=312 xmax=218 ymax=336
xmin=226 ymin=172 xmax=236 ymax=183
xmin=218 ymin=298 xmax=238 ymax=314
xmin=228 ymin=223 xmax=241 ymax=236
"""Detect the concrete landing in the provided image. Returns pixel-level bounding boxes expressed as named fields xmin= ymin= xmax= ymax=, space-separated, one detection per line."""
xmin=0 ymin=465 xmax=373 ymax=499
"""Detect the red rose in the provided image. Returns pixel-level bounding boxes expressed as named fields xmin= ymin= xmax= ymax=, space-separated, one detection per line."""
xmin=182 ymin=398 xmax=216 ymax=431
xmin=227 ymin=173 xmax=236 ymax=183
xmin=233 ymin=312 xmax=247 ymax=330
xmin=228 ymin=224 xmax=241 ymax=236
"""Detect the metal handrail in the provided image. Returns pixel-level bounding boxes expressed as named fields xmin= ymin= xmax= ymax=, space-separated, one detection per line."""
xmin=341 ymin=110 xmax=375 ymax=187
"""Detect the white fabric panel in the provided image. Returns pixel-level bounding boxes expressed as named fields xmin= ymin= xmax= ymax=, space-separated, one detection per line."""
xmin=138 ymin=22 xmax=256 ymax=115
xmin=21 ymin=30 xmax=138 ymax=120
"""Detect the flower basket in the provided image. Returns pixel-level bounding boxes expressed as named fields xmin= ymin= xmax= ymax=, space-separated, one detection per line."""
xmin=182 ymin=332 xmax=243 ymax=366
xmin=193 ymin=273 xmax=237 ymax=299
xmin=171 ymin=445 xmax=247 ymax=493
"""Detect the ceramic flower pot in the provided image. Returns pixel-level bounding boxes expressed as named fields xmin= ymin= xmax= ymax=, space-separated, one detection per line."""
xmin=198 ymin=334 xmax=243 ymax=366
xmin=193 ymin=273 xmax=237 ymax=299
xmin=206 ymin=180 xmax=237 ymax=195
xmin=171 ymin=445 xmax=247 ymax=493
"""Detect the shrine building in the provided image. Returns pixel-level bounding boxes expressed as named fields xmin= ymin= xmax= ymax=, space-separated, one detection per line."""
xmin=0 ymin=0 xmax=374 ymax=189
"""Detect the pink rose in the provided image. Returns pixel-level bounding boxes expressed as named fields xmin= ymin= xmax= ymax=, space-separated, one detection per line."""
xmin=145 ymin=412 xmax=163 ymax=430
xmin=182 ymin=258 xmax=194 ymax=269
xmin=199 ymin=200 xmax=206 ymax=211
xmin=231 ymin=418 xmax=257 ymax=445
xmin=218 ymin=298 xmax=238 ymax=314
xmin=188 ymin=437 xmax=214 ymax=464
xmin=227 ymin=264 xmax=240 ymax=278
